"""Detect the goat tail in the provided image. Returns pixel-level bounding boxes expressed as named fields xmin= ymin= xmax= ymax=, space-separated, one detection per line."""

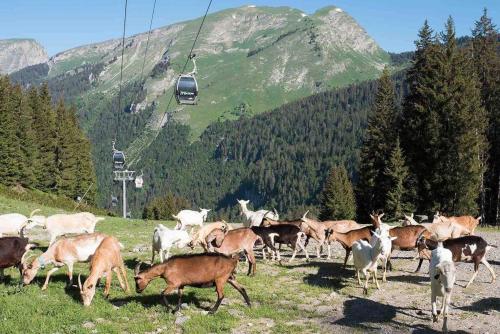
xmin=487 ymin=244 xmax=498 ymax=249
xmin=171 ymin=214 xmax=179 ymax=220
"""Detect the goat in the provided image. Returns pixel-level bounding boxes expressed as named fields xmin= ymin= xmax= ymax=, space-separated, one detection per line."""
xmin=212 ymin=228 xmax=261 ymax=276
xmin=134 ymin=253 xmax=251 ymax=314
xmin=172 ymin=208 xmax=210 ymax=231
xmin=300 ymin=211 xmax=327 ymax=258
xmin=22 ymin=233 xmax=107 ymax=289
xmin=0 ymin=237 xmax=37 ymax=281
xmin=261 ymin=218 xmax=309 ymax=259
xmin=352 ymin=230 xmax=396 ymax=294
xmin=28 ymin=212 xmax=105 ymax=246
xmin=328 ymin=226 xmax=374 ymax=267
xmin=205 ymin=227 xmax=229 ymax=251
xmin=321 ymin=219 xmax=362 ymax=259
xmin=237 ymin=199 xmax=279 ymax=227
xmin=373 ymin=227 xmax=397 ymax=282
xmin=251 ymin=225 xmax=308 ymax=262
xmin=78 ymin=236 xmax=129 ymax=306
xmin=430 ymin=243 xmax=456 ymax=332
xmin=385 ymin=225 xmax=432 ymax=271
xmin=416 ymin=235 xmax=496 ymax=287
xmin=424 ymin=215 xmax=471 ymax=241
xmin=402 ymin=213 xmax=420 ymax=226
xmin=152 ymin=224 xmax=192 ymax=263
xmin=0 ymin=209 xmax=40 ymax=237
xmin=189 ymin=221 xmax=231 ymax=251
xmin=434 ymin=213 xmax=480 ymax=235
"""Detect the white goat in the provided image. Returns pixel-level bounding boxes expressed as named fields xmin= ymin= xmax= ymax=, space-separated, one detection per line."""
xmin=237 ymin=199 xmax=279 ymax=227
xmin=371 ymin=226 xmax=396 ymax=282
xmin=172 ymin=209 xmax=210 ymax=231
xmin=152 ymin=224 xmax=192 ymax=263
xmin=352 ymin=230 xmax=396 ymax=294
xmin=0 ymin=209 xmax=40 ymax=237
xmin=28 ymin=212 xmax=105 ymax=246
xmin=402 ymin=213 xmax=420 ymax=226
xmin=430 ymin=242 xmax=456 ymax=333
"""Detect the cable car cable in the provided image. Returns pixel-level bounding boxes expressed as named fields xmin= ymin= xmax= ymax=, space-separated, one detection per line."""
xmin=138 ymin=0 xmax=157 ymax=86
xmin=118 ymin=0 xmax=128 ymax=114
xmin=158 ymin=0 xmax=213 ymax=127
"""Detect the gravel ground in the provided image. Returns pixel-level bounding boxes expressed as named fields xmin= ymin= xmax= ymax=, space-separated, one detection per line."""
xmin=281 ymin=230 xmax=500 ymax=333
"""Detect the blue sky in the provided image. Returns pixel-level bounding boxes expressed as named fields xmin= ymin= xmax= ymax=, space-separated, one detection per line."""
xmin=0 ymin=1 xmax=498 ymax=55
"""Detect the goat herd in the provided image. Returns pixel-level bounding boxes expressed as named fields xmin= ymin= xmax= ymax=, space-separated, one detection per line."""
xmin=0 ymin=200 xmax=497 ymax=332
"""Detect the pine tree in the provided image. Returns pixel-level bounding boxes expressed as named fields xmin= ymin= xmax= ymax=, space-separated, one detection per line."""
xmin=0 ymin=76 xmax=22 ymax=185
xmin=31 ymin=83 xmax=58 ymax=191
xmin=383 ymin=139 xmax=414 ymax=218
xmin=435 ymin=17 xmax=488 ymax=215
xmin=472 ymin=8 xmax=500 ymax=225
xmin=357 ymin=67 xmax=398 ymax=219
xmin=319 ymin=165 xmax=356 ymax=221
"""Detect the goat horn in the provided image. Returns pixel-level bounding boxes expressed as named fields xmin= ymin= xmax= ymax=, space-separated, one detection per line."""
xmin=29 ymin=209 xmax=41 ymax=218
xmin=134 ymin=262 xmax=143 ymax=276
xmin=78 ymin=274 xmax=83 ymax=291
xmin=21 ymin=250 xmax=33 ymax=266
xmin=302 ymin=210 xmax=309 ymax=219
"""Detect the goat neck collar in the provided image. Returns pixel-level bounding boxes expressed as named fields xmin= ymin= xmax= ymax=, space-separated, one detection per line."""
xmin=37 ymin=256 xmax=47 ymax=269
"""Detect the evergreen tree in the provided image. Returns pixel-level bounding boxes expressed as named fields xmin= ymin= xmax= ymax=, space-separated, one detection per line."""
xmin=357 ymin=67 xmax=398 ymax=219
xmin=383 ymin=139 xmax=414 ymax=218
xmin=0 ymin=76 xmax=22 ymax=185
xmin=31 ymin=83 xmax=58 ymax=191
xmin=472 ymin=8 xmax=500 ymax=225
xmin=401 ymin=21 xmax=446 ymax=214
xmin=319 ymin=165 xmax=356 ymax=221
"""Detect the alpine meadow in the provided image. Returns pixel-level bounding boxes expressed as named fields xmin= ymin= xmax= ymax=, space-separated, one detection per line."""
xmin=0 ymin=2 xmax=499 ymax=334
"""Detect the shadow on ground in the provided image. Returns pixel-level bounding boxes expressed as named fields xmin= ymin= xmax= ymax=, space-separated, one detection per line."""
xmin=286 ymin=261 xmax=351 ymax=290
xmin=457 ymin=297 xmax=500 ymax=314
xmin=111 ymin=290 xmax=214 ymax=311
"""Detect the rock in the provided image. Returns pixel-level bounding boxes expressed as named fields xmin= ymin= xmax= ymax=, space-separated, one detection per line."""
xmin=175 ymin=315 xmax=190 ymax=326
xmin=95 ymin=318 xmax=106 ymax=324
xmin=180 ymin=303 xmax=189 ymax=310
xmin=200 ymin=311 xmax=209 ymax=316
xmin=82 ymin=321 xmax=95 ymax=329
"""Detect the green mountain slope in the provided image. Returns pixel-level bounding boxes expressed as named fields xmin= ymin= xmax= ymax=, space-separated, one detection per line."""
xmin=11 ymin=5 xmax=389 ymax=165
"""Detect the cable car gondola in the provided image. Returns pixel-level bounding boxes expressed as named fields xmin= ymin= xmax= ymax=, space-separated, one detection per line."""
xmin=112 ymin=141 xmax=126 ymax=170
xmin=135 ymin=171 xmax=144 ymax=188
xmin=111 ymin=195 xmax=118 ymax=207
xmin=175 ymin=54 xmax=198 ymax=105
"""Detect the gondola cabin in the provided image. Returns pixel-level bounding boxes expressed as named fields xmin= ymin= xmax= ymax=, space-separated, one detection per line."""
xmin=175 ymin=75 xmax=198 ymax=105
xmin=111 ymin=196 xmax=118 ymax=207
xmin=135 ymin=175 xmax=143 ymax=188
xmin=113 ymin=151 xmax=125 ymax=170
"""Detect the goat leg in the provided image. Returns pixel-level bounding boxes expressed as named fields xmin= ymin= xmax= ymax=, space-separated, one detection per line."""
xmin=162 ymin=285 xmax=177 ymax=309
xmin=343 ymin=248 xmax=351 ymax=268
xmin=481 ymin=257 xmax=496 ymax=283
xmin=209 ymin=281 xmax=225 ymax=314
xmin=113 ymin=267 xmax=127 ymax=292
xmin=104 ymin=271 xmax=113 ymax=298
xmin=228 ymin=278 xmax=251 ymax=307
xmin=431 ymin=294 xmax=438 ymax=322
xmin=42 ymin=267 xmax=60 ymax=290
xmin=465 ymin=261 xmax=480 ymax=288
xmin=173 ymin=288 xmax=183 ymax=313
xmin=415 ymin=258 xmax=424 ymax=273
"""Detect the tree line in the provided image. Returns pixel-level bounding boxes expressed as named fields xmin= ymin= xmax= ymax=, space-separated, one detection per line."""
xmin=0 ymin=78 xmax=97 ymax=204
xmin=354 ymin=11 xmax=498 ymax=224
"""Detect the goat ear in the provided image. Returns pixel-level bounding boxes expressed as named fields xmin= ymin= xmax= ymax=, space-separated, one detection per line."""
xmin=370 ymin=214 xmax=375 ymax=220
xmin=390 ymin=236 xmax=397 ymax=241
xmin=410 ymin=213 xmax=414 ymax=218
xmin=434 ymin=273 xmax=440 ymax=280
xmin=379 ymin=213 xmax=385 ymax=219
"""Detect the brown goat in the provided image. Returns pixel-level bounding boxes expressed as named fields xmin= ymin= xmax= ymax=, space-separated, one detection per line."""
xmin=212 ymin=228 xmax=261 ymax=276
xmin=322 ymin=220 xmax=362 ymax=259
xmin=386 ymin=225 xmax=432 ymax=271
xmin=134 ymin=253 xmax=251 ymax=314
xmin=251 ymin=225 xmax=308 ymax=262
xmin=78 ymin=236 xmax=129 ymax=306
xmin=435 ymin=214 xmax=480 ymax=235
xmin=0 ymin=237 xmax=37 ymax=281
xmin=329 ymin=227 xmax=373 ymax=267
xmin=205 ymin=227 xmax=228 ymax=251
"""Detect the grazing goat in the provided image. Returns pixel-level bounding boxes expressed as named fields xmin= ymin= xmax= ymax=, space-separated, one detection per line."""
xmin=385 ymin=225 xmax=432 ymax=271
xmin=152 ymin=224 xmax=192 ymax=263
xmin=237 ymin=199 xmax=279 ymax=227
xmin=434 ymin=213 xmax=480 ymax=235
xmin=352 ymin=231 xmax=396 ymax=294
xmin=78 ymin=236 xmax=129 ymax=306
xmin=189 ymin=221 xmax=231 ymax=251
xmin=329 ymin=226 xmax=374 ymax=267
xmin=0 ymin=237 xmax=37 ymax=281
xmin=134 ymin=253 xmax=251 ymax=314
xmin=28 ymin=212 xmax=104 ymax=246
xmin=300 ymin=211 xmax=327 ymax=258
xmin=416 ymin=235 xmax=496 ymax=287
xmin=430 ymin=243 xmax=456 ymax=332
xmin=251 ymin=225 xmax=308 ymax=262
xmin=22 ymin=233 xmax=107 ymax=289
xmin=212 ymin=228 xmax=261 ymax=276
xmin=0 ymin=209 xmax=40 ymax=237
xmin=172 ymin=209 xmax=210 ymax=231
xmin=321 ymin=219 xmax=362 ymax=259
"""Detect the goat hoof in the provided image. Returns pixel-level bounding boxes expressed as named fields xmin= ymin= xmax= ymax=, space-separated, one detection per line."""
xmin=41 ymin=286 xmax=48 ymax=291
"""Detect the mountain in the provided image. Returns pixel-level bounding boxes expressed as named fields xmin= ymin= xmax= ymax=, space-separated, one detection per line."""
xmin=0 ymin=39 xmax=48 ymax=74
xmin=10 ymin=5 xmax=389 ymax=163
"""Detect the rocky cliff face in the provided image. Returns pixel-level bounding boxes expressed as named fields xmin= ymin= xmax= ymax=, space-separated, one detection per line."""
xmin=0 ymin=39 xmax=48 ymax=74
